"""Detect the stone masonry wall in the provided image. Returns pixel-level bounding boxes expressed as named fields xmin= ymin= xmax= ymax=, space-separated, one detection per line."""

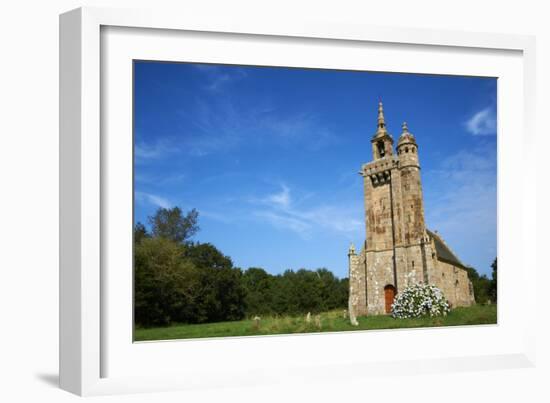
xmin=348 ymin=247 xmax=367 ymax=316
xmin=365 ymin=243 xmax=434 ymax=315
xmin=365 ymin=249 xmax=394 ymax=315
xmin=399 ymin=166 xmax=426 ymax=245
xmin=363 ymin=171 xmax=394 ymax=251
xmin=431 ymin=260 xmax=475 ymax=308
xmin=396 ymin=244 xmax=425 ymax=289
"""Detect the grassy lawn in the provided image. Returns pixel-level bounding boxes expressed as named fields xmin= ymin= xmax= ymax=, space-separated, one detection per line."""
xmin=134 ymin=304 xmax=497 ymax=341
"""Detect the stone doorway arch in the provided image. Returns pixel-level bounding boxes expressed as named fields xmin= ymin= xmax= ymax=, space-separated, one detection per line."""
xmin=384 ymin=285 xmax=396 ymax=314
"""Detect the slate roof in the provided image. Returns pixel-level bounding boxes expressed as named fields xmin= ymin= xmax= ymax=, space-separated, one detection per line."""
xmin=426 ymin=229 xmax=467 ymax=269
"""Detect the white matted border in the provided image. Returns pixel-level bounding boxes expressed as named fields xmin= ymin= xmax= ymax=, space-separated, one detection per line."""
xmin=103 ymin=26 xmax=522 ymax=376
xmin=60 ymin=6 xmax=537 ymax=396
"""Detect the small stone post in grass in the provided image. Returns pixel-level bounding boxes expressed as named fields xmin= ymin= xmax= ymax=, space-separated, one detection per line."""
xmin=315 ymin=314 xmax=322 ymax=330
xmin=253 ymin=316 xmax=261 ymax=331
xmin=348 ymin=243 xmax=360 ymax=326
xmin=349 ymin=299 xmax=359 ymax=327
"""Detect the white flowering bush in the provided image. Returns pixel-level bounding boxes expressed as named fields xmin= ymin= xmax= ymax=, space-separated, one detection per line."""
xmin=391 ymin=284 xmax=450 ymax=318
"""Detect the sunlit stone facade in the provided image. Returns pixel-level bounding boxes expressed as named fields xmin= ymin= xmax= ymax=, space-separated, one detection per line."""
xmin=348 ymin=102 xmax=475 ymax=316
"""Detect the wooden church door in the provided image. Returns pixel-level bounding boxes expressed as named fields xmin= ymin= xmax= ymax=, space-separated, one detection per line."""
xmin=384 ymin=285 xmax=396 ymax=314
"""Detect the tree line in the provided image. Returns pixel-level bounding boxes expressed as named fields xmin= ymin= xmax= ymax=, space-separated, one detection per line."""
xmin=134 ymin=207 xmax=348 ymax=327
xmin=465 ymin=258 xmax=497 ymax=304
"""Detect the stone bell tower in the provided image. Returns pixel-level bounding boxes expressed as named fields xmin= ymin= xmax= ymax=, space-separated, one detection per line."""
xmin=348 ymin=102 xmax=437 ymax=316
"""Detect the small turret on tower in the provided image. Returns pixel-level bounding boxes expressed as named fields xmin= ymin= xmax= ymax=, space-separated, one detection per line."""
xmin=397 ymin=121 xmax=420 ymax=168
xmin=371 ymin=101 xmax=394 ymax=160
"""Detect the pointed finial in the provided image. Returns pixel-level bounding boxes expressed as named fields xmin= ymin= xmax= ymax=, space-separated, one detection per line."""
xmin=377 ymin=100 xmax=387 ymax=133
xmin=398 ymin=121 xmax=415 ymax=145
xmin=348 ymin=242 xmax=356 ymax=255
xmin=378 ymin=101 xmax=385 ymax=124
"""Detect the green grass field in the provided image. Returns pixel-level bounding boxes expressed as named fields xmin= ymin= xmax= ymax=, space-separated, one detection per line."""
xmin=134 ymin=304 xmax=496 ymax=341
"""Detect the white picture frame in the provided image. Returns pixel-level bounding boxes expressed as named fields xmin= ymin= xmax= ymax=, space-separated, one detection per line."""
xmin=59 ymin=6 xmax=537 ymax=396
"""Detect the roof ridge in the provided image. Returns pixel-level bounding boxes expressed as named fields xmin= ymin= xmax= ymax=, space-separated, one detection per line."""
xmin=427 ymin=229 xmax=466 ymax=268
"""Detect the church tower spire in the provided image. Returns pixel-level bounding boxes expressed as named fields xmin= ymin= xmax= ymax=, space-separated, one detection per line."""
xmin=371 ymin=101 xmax=394 ymax=159
xmin=377 ymin=101 xmax=387 ymax=134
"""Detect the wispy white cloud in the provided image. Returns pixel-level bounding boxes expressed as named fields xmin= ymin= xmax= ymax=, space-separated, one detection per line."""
xmin=193 ymin=64 xmax=248 ymax=92
xmin=424 ymin=145 xmax=496 ymax=270
xmin=206 ymin=74 xmax=234 ymax=91
xmin=299 ymin=206 xmax=363 ymax=234
xmin=249 ymin=184 xmax=362 ymax=239
xmin=262 ymin=184 xmax=291 ymax=209
xmin=165 ymin=98 xmax=339 ymax=158
xmin=257 ymin=112 xmax=338 ymax=151
xmin=135 ymin=191 xmax=173 ymax=209
xmin=465 ymin=106 xmax=496 ymax=136
xmin=135 ymin=139 xmax=179 ymax=161
xmin=137 ymin=80 xmax=338 ymax=161
xmin=253 ymin=211 xmax=312 ymax=237
xmin=135 ymin=172 xmax=186 ymax=185
xmin=198 ymin=210 xmax=235 ymax=224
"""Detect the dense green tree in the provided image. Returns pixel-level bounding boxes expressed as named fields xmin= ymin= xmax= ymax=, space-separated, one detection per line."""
xmin=465 ymin=266 xmax=489 ymax=304
xmin=133 ymin=222 xmax=149 ymax=245
xmin=266 ymin=268 xmax=347 ymax=315
xmin=134 ymin=237 xmax=199 ymax=326
xmin=489 ymin=258 xmax=497 ymax=302
xmin=317 ymin=268 xmax=348 ymax=310
xmin=283 ymin=269 xmax=323 ymax=314
xmin=134 ymin=238 xmax=247 ymax=326
xmin=149 ymin=207 xmax=199 ymax=244
xmin=184 ymin=242 xmax=233 ymax=270
xmin=184 ymin=242 xmax=246 ymax=323
xmin=242 ymin=267 xmax=275 ymax=315
xmin=193 ymin=265 xmax=246 ymax=323
xmin=465 ymin=260 xmax=497 ymax=305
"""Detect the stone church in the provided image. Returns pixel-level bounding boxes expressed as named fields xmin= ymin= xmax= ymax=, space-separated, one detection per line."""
xmin=348 ymin=102 xmax=475 ymax=317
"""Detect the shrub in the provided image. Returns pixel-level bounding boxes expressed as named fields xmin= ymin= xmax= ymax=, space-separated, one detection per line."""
xmin=391 ymin=284 xmax=450 ymax=319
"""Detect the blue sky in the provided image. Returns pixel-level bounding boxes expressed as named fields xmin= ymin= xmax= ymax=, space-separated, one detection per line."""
xmin=134 ymin=61 xmax=497 ymax=278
